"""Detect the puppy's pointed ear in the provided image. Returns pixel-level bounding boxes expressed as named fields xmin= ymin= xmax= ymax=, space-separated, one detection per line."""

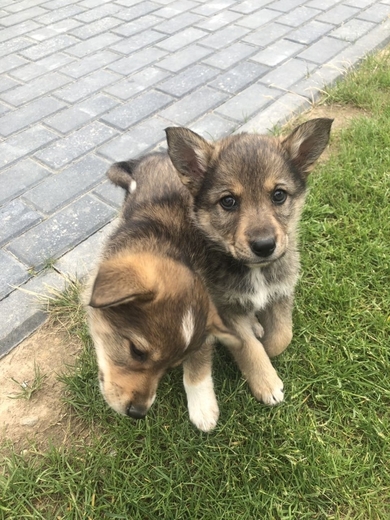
xmin=206 ymin=300 xmax=241 ymax=348
xmin=107 ymin=160 xmax=139 ymax=192
xmin=89 ymin=256 xmax=154 ymax=308
xmin=165 ymin=127 xmax=214 ymax=193
xmin=281 ymin=118 xmax=333 ymax=176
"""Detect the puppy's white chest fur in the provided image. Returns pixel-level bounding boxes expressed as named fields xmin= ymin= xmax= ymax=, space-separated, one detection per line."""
xmin=240 ymin=268 xmax=294 ymax=311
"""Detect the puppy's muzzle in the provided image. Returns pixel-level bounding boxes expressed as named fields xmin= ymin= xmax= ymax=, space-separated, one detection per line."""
xmin=250 ymin=237 xmax=276 ymax=258
xmin=126 ymin=403 xmax=147 ymax=420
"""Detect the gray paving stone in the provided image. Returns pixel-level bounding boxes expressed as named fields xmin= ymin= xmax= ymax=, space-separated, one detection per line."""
xmin=298 ymin=36 xmax=350 ymax=64
xmin=215 ymin=83 xmax=283 ymax=122
xmin=9 ymin=52 xmax=75 ymax=82
xmin=66 ymin=32 xmax=123 ymax=58
xmin=60 ymin=50 xmax=120 ymax=79
xmin=76 ymin=94 xmax=119 ymax=117
xmin=154 ymin=11 xmax=203 ymax=33
xmin=107 ymin=47 xmax=168 ymax=75
xmin=36 ymin=4 xmax=86 ymax=24
xmin=0 ymin=72 xmax=71 ymax=107
xmin=157 ymin=44 xmax=213 ymax=72
xmin=157 ymin=64 xmax=218 ymax=97
xmin=110 ymin=29 xmax=166 ymax=54
xmin=93 ymin=181 xmax=125 ymax=209
xmin=259 ymin=58 xmax=317 ymax=90
xmin=306 ymin=0 xmax=342 ymax=9
xmin=331 ymin=19 xmax=375 ymax=42
xmin=54 ymin=70 xmax=122 ymax=103
xmin=357 ymin=4 xmax=390 ymax=23
xmin=192 ymin=0 xmax=236 ymax=16
xmin=0 ymin=54 xmax=28 ymax=75
xmin=203 ymin=42 xmax=257 ymax=69
xmin=317 ymin=4 xmax=359 ymax=24
xmin=344 ymin=0 xmax=376 ymax=8
xmin=277 ymin=6 xmax=320 ymax=27
xmin=200 ymin=24 xmax=250 ymax=49
xmin=291 ymin=65 xmax=342 ymax=100
xmin=243 ymin=22 xmax=292 ymax=47
xmin=0 ymin=76 xmax=21 ymax=94
xmin=0 ymin=159 xmax=52 ymax=206
xmin=195 ymin=9 xmax=242 ymax=30
xmin=55 ymin=220 xmax=118 ymax=280
xmin=112 ymin=14 xmax=161 ymax=37
xmin=0 ymin=20 xmax=41 ymax=43
xmin=159 ymin=86 xmax=229 ymax=126
xmin=19 ymin=35 xmax=79 ymax=61
xmin=28 ymin=19 xmax=82 ymax=42
xmin=0 ymin=199 xmax=43 ymax=247
xmin=285 ymin=20 xmax=334 ymax=45
xmin=0 ymin=103 xmax=9 ymax=117
xmin=0 ymin=6 xmax=47 ymax=26
xmin=113 ymin=1 xmax=160 ymax=21
xmin=23 ymin=155 xmax=108 ymax=213
xmin=0 ymin=125 xmax=59 ymax=169
xmin=0 ymin=250 xmax=30 ymax=300
xmin=190 ymin=113 xmax=238 ymax=139
xmin=73 ymin=3 xmax=120 ymax=22
xmin=210 ymin=61 xmax=269 ymax=94
xmin=251 ymin=39 xmax=304 ymax=67
xmin=268 ymin=0 xmax=305 ymax=13
xmin=7 ymin=195 xmax=116 ymax=270
xmin=230 ymin=0 xmax=272 ymax=13
xmin=0 ymin=37 xmax=33 ymax=59
xmin=155 ymin=27 xmax=207 ymax=51
xmin=236 ymin=8 xmax=281 ymax=29
xmin=0 ymin=270 xmax=66 ymax=357
xmin=101 ymin=90 xmax=173 ymax=130
xmin=98 ymin=116 xmax=172 ymax=161
xmin=104 ymin=67 xmax=170 ymax=100
xmin=68 ymin=16 xmax=122 ymax=40
xmin=0 ymin=96 xmax=67 ymax=137
xmin=34 ymin=121 xmax=117 ymax=169
xmin=155 ymin=0 xmax=198 ymax=18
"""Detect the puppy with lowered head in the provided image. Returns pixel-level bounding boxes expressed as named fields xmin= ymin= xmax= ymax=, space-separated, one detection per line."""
xmin=85 ymin=155 xmax=239 ymax=432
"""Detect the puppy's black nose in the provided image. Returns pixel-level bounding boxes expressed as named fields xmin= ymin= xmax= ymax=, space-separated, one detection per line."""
xmin=126 ymin=404 xmax=147 ymax=420
xmin=251 ymin=238 xmax=276 ymax=258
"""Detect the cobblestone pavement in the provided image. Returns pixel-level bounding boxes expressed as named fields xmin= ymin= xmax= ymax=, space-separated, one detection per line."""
xmin=0 ymin=0 xmax=389 ymax=357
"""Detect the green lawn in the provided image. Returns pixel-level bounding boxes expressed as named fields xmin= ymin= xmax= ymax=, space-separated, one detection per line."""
xmin=1 ymin=50 xmax=389 ymax=519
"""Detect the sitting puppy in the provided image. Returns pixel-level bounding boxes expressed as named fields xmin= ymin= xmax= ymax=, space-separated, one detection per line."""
xmin=85 ymin=155 xmax=240 ymax=432
xmin=166 ymin=118 xmax=333 ymax=406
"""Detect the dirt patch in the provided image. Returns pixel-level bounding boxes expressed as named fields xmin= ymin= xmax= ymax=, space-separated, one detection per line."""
xmin=0 ymin=323 xmax=86 ymax=456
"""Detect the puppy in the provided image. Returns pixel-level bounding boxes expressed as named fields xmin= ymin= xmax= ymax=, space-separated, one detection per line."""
xmin=85 ymin=155 xmax=239 ymax=432
xmin=166 ymin=118 xmax=333 ymax=406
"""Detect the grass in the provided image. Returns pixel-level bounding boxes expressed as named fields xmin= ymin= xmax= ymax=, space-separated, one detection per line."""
xmin=8 ymin=362 xmax=47 ymax=401
xmin=1 ymin=50 xmax=390 ymax=519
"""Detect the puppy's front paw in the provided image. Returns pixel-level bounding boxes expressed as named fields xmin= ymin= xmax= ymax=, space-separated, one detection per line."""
xmin=184 ymin=376 xmax=219 ymax=432
xmin=251 ymin=372 xmax=284 ymax=406
xmin=252 ymin=321 xmax=264 ymax=339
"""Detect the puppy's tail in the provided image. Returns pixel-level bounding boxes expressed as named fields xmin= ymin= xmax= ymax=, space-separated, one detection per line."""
xmin=107 ymin=160 xmax=139 ymax=193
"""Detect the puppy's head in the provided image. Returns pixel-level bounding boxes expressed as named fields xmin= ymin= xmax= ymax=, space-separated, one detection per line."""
xmin=166 ymin=119 xmax=333 ymax=266
xmin=85 ymin=253 xmax=237 ymax=420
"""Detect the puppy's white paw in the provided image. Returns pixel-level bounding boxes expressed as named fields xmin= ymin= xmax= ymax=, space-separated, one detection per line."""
xmin=252 ymin=372 xmax=284 ymax=406
xmin=184 ymin=375 xmax=219 ymax=432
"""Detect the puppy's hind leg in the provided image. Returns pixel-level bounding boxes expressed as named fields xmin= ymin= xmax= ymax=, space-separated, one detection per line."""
xmin=183 ymin=339 xmax=219 ymax=432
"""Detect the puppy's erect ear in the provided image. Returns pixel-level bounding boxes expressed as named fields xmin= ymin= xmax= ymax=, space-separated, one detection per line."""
xmin=165 ymin=127 xmax=214 ymax=193
xmin=89 ymin=256 xmax=155 ymax=308
xmin=281 ymin=118 xmax=333 ymax=176
xmin=107 ymin=160 xmax=139 ymax=192
xmin=206 ymin=300 xmax=241 ymax=348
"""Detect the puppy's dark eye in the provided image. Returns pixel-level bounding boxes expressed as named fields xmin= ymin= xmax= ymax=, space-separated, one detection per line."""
xmin=272 ymin=189 xmax=287 ymax=205
xmin=220 ymin=195 xmax=237 ymax=211
xmin=130 ymin=343 xmax=147 ymax=362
